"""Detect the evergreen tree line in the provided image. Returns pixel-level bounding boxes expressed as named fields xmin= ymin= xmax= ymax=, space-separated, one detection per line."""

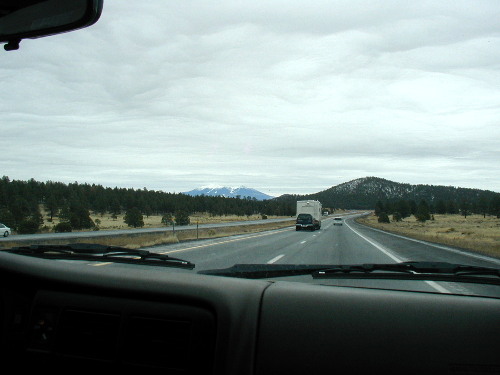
xmin=374 ymin=196 xmax=500 ymax=224
xmin=277 ymin=177 xmax=500 ymax=212
xmin=0 ymin=176 xmax=295 ymax=234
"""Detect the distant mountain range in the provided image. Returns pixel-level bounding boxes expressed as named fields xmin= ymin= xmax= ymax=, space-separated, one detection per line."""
xmin=183 ymin=177 xmax=499 ymax=209
xmin=183 ymin=186 xmax=274 ymax=201
xmin=275 ymin=177 xmax=499 ymax=209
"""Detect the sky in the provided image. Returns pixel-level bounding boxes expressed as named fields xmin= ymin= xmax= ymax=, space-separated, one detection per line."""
xmin=1 ymin=0 xmax=500 ymax=197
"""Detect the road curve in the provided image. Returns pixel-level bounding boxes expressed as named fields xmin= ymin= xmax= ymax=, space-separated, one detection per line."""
xmin=143 ymin=213 xmax=500 ymax=297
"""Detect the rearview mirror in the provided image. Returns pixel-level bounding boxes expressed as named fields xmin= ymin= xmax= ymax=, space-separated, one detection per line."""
xmin=0 ymin=0 xmax=103 ymax=51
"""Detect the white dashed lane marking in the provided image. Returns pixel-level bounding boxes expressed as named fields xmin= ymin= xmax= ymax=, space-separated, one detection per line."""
xmin=267 ymin=254 xmax=285 ymax=264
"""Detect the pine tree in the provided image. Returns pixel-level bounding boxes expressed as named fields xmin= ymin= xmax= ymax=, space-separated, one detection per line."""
xmin=374 ymin=200 xmax=385 ymax=216
xmin=459 ymin=199 xmax=470 ymax=218
xmin=489 ymin=196 xmax=500 ymax=218
xmin=446 ymin=200 xmax=457 ymax=214
xmin=124 ymin=207 xmax=144 ymax=228
xmin=161 ymin=213 xmax=173 ymax=226
xmin=409 ymin=200 xmax=417 ymax=215
xmin=69 ymin=206 xmax=94 ymax=230
xmin=395 ymin=199 xmax=410 ymax=218
xmin=435 ymin=200 xmax=446 ymax=215
xmin=174 ymin=210 xmax=190 ymax=226
xmin=477 ymin=195 xmax=488 ymax=218
xmin=45 ymin=194 xmax=59 ymax=221
xmin=0 ymin=208 xmax=15 ymax=228
xmin=378 ymin=212 xmax=390 ymax=223
xmin=415 ymin=200 xmax=431 ymax=222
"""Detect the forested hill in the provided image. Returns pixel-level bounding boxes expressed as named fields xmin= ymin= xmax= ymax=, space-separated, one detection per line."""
xmin=275 ymin=177 xmax=500 ymax=213
xmin=0 ymin=176 xmax=295 ymax=232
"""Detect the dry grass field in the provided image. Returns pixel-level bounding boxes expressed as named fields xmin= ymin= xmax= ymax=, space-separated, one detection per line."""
xmin=357 ymin=213 xmax=500 ymax=258
xmin=40 ymin=211 xmax=290 ymax=232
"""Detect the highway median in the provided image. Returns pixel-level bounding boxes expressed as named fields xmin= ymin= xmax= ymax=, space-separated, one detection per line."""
xmin=0 ymin=219 xmax=296 ymax=250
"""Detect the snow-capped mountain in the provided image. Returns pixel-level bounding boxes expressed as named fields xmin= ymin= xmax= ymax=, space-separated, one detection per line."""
xmin=183 ymin=186 xmax=274 ymax=200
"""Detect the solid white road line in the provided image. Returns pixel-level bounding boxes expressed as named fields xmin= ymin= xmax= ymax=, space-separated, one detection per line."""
xmin=358 ymin=224 xmax=500 ymax=265
xmin=344 ymin=220 xmax=403 ymax=263
xmin=345 ymin=220 xmax=452 ymax=294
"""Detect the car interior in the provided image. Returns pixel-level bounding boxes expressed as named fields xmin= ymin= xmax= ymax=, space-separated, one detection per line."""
xmin=1 ymin=251 xmax=500 ymax=374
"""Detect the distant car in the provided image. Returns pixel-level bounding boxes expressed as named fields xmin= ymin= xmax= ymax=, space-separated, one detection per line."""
xmin=0 ymin=223 xmax=11 ymax=237
xmin=333 ymin=217 xmax=343 ymax=226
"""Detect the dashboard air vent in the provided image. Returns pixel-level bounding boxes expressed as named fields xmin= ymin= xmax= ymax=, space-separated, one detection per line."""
xmin=55 ymin=309 xmax=121 ymax=360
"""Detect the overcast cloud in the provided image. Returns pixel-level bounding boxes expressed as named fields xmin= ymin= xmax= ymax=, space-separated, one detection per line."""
xmin=1 ymin=0 xmax=499 ymax=196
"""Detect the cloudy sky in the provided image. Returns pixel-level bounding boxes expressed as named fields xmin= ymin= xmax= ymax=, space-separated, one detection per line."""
xmin=1 ymin=0 xmax=499 ymax=196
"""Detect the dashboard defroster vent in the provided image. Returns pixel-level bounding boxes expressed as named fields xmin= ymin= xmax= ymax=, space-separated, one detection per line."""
xmin=56 ymin=309 xmax=121 ymax=360
xmin=122 ymin=316 xmax=192 ymax=369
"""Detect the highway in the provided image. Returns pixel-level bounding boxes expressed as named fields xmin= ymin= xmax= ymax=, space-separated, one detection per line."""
xmin=145 ymin=213 xmax=500 ymax=297
xmin=5 ymin=212 xmax=499 ymax=297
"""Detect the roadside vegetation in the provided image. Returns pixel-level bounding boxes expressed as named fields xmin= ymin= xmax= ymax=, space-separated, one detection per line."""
xmin=358 ymin=197 xmax=500 ymax=258
xmin=358 ymin=213 xmax=500 ymax=259
xmin=1 ymin=212 xmax=295 ymax=249
xmin=41 ymin=210 xmax=290 ymax=232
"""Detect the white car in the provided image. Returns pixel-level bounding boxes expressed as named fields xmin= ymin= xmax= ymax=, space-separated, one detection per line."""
xmin=0 ymin=223 xmax=11 ymax=237
xmin=333 ymin=217 xmax=343 ymax=226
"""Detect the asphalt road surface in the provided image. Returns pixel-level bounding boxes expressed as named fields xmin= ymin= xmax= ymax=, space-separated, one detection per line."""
xmin=144 ymin=213 xmax=500 ymax=297
xmin=7 ymin=213 xmax=498 ymax=297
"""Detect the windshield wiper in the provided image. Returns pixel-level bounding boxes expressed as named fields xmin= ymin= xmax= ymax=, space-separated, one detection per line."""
xmin=313 ymin=261 xmax=500 ymax=283
xmin=199 ymin=262 xmax=500 ymax=285
xmin=199 ymin=264 xmax=327 ymax=278
xmin=4 ymin=243 xmax=195 ymax=269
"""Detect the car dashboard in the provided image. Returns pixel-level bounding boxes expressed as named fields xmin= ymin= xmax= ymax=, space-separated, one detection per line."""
xmin=1 ymin=251 xmax=499 ymax=374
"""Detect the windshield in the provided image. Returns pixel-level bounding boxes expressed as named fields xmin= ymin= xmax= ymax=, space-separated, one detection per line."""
xmin=297 ymin=214 xmax=312 ymax=221
xmin=1 ymin=1 xmax=499 ymax=297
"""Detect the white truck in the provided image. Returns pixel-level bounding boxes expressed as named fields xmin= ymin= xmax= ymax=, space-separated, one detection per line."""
xmin=295 ymin=200 xmax=322 ymax=231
